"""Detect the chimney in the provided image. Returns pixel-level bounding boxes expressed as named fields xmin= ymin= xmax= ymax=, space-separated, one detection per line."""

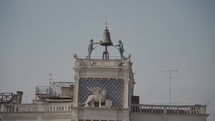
xmin=16 ymin=91 xmax=23 ymax=104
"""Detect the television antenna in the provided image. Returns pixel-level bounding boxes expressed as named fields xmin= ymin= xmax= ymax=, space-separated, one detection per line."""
xmin=161 ymin=69 xmax=178 ymax=104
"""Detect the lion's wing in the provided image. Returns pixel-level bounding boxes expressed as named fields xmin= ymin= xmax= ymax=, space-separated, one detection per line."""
xmin=87 ymin=87 xmax=102 ymax=95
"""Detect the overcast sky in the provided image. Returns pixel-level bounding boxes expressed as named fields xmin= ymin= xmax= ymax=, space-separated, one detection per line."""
xmin=0 ymin=0 xmax=215 ymax=121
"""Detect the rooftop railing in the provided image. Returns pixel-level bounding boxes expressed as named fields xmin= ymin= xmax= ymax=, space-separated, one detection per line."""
xmin=0 ymin=103 xmax=73 ymax=113
xmin=0 ymin=103 xmax=208 ymax=115
xmin=131 ymin=104 xmax=208 ymax=115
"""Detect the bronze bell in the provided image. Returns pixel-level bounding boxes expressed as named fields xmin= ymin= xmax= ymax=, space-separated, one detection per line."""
xmin=100 ymin=27 xmax=113 ymax=46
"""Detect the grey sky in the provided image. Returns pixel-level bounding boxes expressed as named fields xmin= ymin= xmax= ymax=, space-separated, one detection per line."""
xmin=0 ymin=0 xmax=215 ymax=121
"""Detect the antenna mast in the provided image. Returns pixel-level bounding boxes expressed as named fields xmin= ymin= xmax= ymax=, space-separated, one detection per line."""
xmin=48 ymin=73 xmax=53 ymax=82
xmin=161 ymin=69 xmax=178 ymax=104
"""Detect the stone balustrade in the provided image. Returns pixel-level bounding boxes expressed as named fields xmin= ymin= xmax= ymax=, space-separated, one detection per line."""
xmin=1 ymin=103 xmax=207 ymax=116
xmin=131 ymin=104 xmax=207 ymax=115
xmin=0 ymin=103 xmax=72 ymax=113
xmin=75 ymin=59 xmax=129 ymax=68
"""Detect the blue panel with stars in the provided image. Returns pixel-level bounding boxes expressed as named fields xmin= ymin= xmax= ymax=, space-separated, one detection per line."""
xmin=79 ymin=79 xmax=123 ymax=108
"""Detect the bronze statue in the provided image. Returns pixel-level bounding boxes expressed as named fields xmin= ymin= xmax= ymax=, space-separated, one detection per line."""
xmin=87 ymin=39 xmax=100 ymax=59
xmin=115 ymin=40 xmax=125 ymax=59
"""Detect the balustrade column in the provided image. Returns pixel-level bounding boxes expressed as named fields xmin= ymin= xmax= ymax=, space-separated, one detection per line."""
xmin=163 ymin=106 xmax=167 ymax=114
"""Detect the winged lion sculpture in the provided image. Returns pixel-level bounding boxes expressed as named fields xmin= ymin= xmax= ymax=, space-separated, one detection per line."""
xmin=80 ymin=87 xmax=107 ymax=107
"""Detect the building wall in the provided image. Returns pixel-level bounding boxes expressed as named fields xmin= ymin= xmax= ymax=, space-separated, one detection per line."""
xmin=73 ymin=58 xmax=133 ymax=109
xmin=0 ymin=112 xmax=71 ymax=121
xmin=130 ymin=114 xmax=207 ymax=121
xmin=0 ymin=102 xmax=208 ymax=121
xmin=61 ymin=86 xmax=73 ymax=97
xmin=0 ymin=109 xmax=207 ymax=121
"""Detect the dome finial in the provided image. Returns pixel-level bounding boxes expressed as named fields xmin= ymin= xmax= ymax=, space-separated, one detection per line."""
xmin=105 ymin=18 xmax=108 ymax=30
